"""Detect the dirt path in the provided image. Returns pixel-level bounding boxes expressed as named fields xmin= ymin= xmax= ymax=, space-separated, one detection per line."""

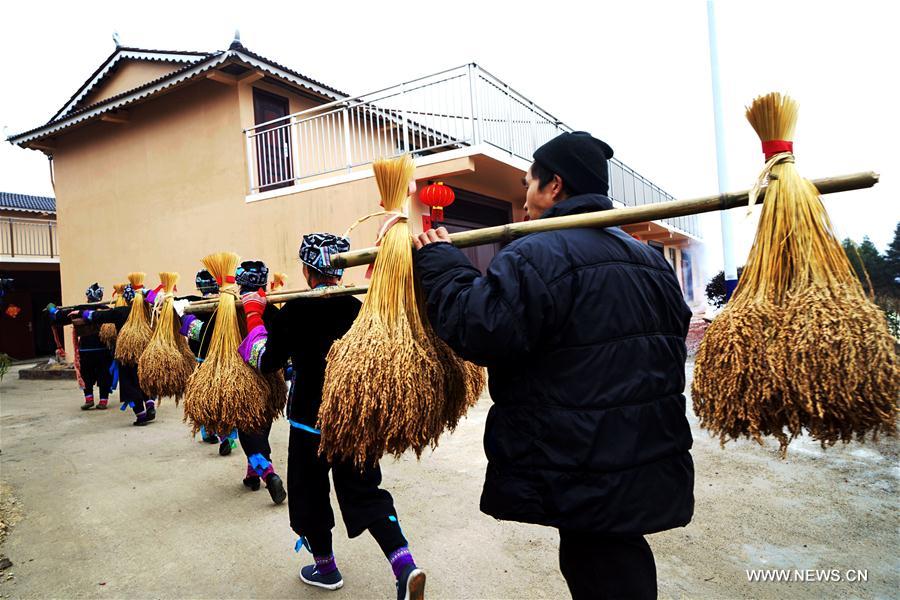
xmin=0 ymin=362 xmax=897 ymax=599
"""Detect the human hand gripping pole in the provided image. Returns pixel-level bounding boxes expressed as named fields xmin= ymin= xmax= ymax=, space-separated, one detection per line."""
xmin=241 ymin=288 xmax=267 ymax=332
xmin=237 ymin=288 xmax=268 ymax=370
xmin=412 ymin=226 xmax=451 ymax=250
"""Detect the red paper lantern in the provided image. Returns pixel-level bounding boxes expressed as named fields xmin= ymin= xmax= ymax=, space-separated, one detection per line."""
xmin=419 ymin=182 xmax=456 ymax=223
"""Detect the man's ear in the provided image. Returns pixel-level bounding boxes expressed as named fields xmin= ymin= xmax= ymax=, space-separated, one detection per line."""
xmin=552 ymin=174 xmax=566 ymax=202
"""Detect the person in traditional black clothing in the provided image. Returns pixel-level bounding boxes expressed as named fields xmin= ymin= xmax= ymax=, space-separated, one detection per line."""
xmin=47 ymin=283 xmax=114 ymax=410
xmin=183 ymin=269 xmax=237 ymax=456
xmin=237 ymin=234 xmax=425 ymax=600
xmin=79 ymin=283 xmax=157 ymax=425
xmin=178 ymin=261 xmax=286 ymax=504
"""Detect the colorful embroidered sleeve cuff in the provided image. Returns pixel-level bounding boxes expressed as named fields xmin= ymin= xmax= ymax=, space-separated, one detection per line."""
xmin=145 ymin=284 xmax=164 ymax=305
xmin=237 ymin=325 xmax=268 ymax=369
xmin=179 ymin=314 xmax=197 ymax=336
xmin=187 ymin=318 xmax=204 ymax=342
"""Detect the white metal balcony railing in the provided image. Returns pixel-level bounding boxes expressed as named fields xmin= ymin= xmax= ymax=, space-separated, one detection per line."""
xmin=1 ymin=217 xmax=59 ymax=259
xmin=244 ymin=64 xmax=701 ymax=239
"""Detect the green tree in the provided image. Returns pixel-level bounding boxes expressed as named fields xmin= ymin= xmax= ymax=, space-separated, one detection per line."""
xmin=843 ymin=226 xmax=900 ymax=337
xmin=842 ymin=236 xmax=892 ymax=297
xmin=885 ymin=222 xmax=900 ymax=282
xmin=705 ymin=267 xmax=744 ymax=308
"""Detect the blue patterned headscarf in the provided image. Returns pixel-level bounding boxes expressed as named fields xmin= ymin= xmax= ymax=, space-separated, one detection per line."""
xmin=85 ymin=283 xmax=104 ymax=302
xmin=122 ymin=284 xmax=136 ymax=303
xmin=195 ymin=270 xmax=218 ymax=296
xmin=300 ymin=233 xmax=350 ymax=278
xmin=236 ymin=260 xmax=269 ymax=293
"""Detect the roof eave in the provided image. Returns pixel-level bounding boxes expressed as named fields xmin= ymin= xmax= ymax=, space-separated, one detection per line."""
xmin=8 ymin=48 xmax=349 ymax=148
xmin=7 ymin=52 xmax=231 ymax=147
xmin=50 ymin=47 xmax=212 ymax=123
xmin=0 ymin=206 xmax=57 ymax=215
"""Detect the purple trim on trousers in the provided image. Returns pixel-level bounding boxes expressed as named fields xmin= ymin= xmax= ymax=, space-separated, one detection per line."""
xmin=314 ymin=554 xmax=338 ymax=575
xmin=389 ymin=547 xmax=415 ymax=580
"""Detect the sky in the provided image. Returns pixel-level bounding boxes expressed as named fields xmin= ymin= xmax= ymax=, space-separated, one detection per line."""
xmin=2 ymin=0 xmax=897 ymax=279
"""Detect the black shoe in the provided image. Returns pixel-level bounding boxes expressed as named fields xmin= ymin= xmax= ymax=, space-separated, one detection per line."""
xmin=146 ymin=404 xmax=156 ymax=420
xmin=219 ymin=439 xmax=232 ymax=456
xmin=81 ymin=400 xmax=95 ymax=410
xmin=243 ymin=476 xmax=261 ymax=491
xmin=265 ymin=473 xmax=287 ymax=505
xmin=396 ymin=565 xmax=425 ymax=600
xmin=299 ymin=564 xmax=344 ymax=590
xmin=133 ymin=413 xmax=153 ymax=426
xmin=203 ymin=434 xmax=219 ymax=444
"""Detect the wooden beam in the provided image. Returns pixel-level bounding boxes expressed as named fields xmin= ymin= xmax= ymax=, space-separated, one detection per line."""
xmin=237 ymin=71 xmax=265 ymax=84
xmin=621 ymin=223 xmax=657 ymax=233
xmin=100 ymin=111 xmax=129 ymax=124
xmin=636 ymin=231 xmax=678 ymax=241
xmin=30 ymin=140 xmax=56 ymax=152
xmin=206 ymin=71 xmax=238 ymax=86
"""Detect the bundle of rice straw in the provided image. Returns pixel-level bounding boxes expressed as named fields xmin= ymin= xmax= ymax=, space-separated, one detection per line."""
xmin=99 ymin=283 xmax=127 ymax=347
xmin=138 ymin=272 xmax=195 ymax=401
xmin=183 ymin=252 xmax=271 ymax=435
xmin=692 ymin=92 xmax=898 ymax=453
xmin=320 ymin=155 xmax=484 ymax=467
xmin=265 ymin=273 xmax=288 ymax=419
xmin=265 ymin=372 xmax=288 ymax=421
xmin=271 ymin=273 xmax=287 ymax=292
xmin=432 ymin=330 xmax=486 ymax=432
xmin=114 ymin=272 xmax=152 ymax=365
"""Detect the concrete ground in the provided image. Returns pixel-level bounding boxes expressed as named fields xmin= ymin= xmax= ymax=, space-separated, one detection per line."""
xmin=0 ymin=362 xmax=897 ymax=600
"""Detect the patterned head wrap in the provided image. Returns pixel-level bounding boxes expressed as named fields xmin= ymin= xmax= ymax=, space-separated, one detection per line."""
xmin=236 ymin=260 xmax=269 ymax=293
xmin=122 ymin=284 xmax=136 ymax=303
xmin=195 ymin=269 xmax=218 ymax=296
xmin=85 ymin=283 xmax=104 ymax=303
xmin=299 ymin=233 xmax=350 ymax=278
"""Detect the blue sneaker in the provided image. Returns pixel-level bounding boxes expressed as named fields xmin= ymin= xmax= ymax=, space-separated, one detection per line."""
xmin=299 ymin=564 xmax=344 ymax=590
xmin=397 ymin=565 xmax=426 ymax=600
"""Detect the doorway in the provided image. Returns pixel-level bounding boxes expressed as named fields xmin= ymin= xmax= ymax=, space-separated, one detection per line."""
xmin=253 ymin=89 xmax=293 ymax=192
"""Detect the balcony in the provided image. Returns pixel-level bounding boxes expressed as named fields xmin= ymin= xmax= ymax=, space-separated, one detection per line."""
xmin=0 ymin=217 xmax=59 ymax=263
xmin=244 ymin=64 xmax=701 ymax=239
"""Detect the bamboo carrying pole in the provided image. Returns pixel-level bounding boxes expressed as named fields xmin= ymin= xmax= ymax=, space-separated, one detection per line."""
xmin=184 ymin=283 xmax=368 ymax=314
xmin=175 ymin=171 xmax=877 ymax=314
xmin=330 ymin=171 xmax=878 ymax=269
xmin=51 ymin=171 xmax=877 ymax=317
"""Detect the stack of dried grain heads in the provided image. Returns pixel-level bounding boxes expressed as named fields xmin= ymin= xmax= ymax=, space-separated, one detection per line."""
xmin=693 ymin=92 xmax=898 ymax=452
xmin=183 ymin=252 xmax=271 ymax=435
xmin=138 ymin=272 xmax=195 ymax=401
xmin=320 ymin=155 xmax=484 ymax=466
xmin=99 ymin=283 xmax=127 ymax=347
xmin=114 ymin=272 xmax=152 ymax=365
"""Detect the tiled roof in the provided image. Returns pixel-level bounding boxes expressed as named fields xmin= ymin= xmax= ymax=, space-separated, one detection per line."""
xmin=8 ymin=44 xmax=348 ymax=147
xmin=0 ymin=192 xmax=56 ymax=213
xmin=232 ymin=43 xmax=347 ymax=98
xmin=50 ymin=47 xmax=214 ymax=122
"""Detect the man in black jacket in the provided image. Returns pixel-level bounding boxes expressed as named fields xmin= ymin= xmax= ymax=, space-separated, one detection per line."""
xmin=413 ymin=131 xmax=695 ymax=599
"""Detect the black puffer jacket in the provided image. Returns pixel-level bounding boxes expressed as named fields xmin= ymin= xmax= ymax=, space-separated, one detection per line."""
xmin=414 ymin=194 xmax=695 ymax=534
